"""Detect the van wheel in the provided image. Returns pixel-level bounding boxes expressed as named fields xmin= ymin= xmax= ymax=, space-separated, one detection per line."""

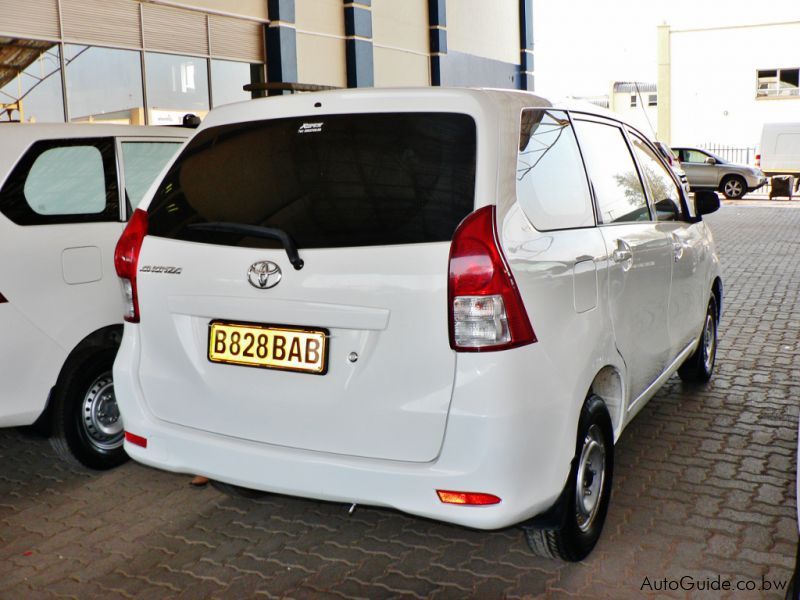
xmin=678 ymin=294 xmax=718 ymax=383
xmin=49 ymin=349 xmax=128 ymax=470
xmin=211 ymin=480 xmax=269 ymax=499
xmin=721 ymin=175 xmax=746 ymax=199
xmin=523 ymin=395 xmax=614 ymax=561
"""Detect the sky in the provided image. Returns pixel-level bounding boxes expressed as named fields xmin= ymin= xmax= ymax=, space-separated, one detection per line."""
xmin=533 ymin=0 xmax=800 ymax=98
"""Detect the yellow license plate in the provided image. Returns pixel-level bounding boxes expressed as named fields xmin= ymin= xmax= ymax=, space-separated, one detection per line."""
xmin=208 ymin=321 xmax=328 ymax=375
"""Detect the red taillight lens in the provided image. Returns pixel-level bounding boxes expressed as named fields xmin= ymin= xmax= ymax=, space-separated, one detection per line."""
xmin=437 ymin=490 xmax=501 ymax=505
xmin=124 ymin=431 xmax=148 ymax=448
xmin=114 ymin=208 xmax=148 ymax=323
xmin=448 ymin=205 xmax=536 ymax=351
xmin=755 ymin=153 xmax=761 ymax=168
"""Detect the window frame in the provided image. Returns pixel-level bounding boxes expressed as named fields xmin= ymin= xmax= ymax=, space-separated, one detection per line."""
xmin=0 ymin=137 xmax=120 ymax=225
xmin=625 ymin=129 xmax=688 ymax=223
xmin=115 ymin=136 xmax=187 ymax=220
xmin=569 ymin=112 xmax=654 ymax=226
xmin=514 ymin=107 xmax=597 ymax=232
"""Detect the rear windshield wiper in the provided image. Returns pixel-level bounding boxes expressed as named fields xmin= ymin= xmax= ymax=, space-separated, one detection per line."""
xmin=186 ymin=222 xmax=304 ymax=270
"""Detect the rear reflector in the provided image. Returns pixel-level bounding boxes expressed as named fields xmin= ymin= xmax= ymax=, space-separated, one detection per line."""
xmin=437 ymin=490 xmax=501 ymax=505
xmin=124 ymin=431 xmax=148 ymax=448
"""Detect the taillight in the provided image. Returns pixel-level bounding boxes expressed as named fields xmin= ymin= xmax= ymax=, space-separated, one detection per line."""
xmin=755 ymin=153 xmax=761 ymax=168
xmin=114 ymin=208 xmax=148 ymax=323
xmin=448 ymin=205 xmax=536 ymax=351
xmin=437 ymin=490 xmax=501 ymax=505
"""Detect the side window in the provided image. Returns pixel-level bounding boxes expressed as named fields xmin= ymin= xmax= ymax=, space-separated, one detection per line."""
xmin=683 ymin=149 xmax=708 ymax=164
xmin=630 ymin=135 xmax=683 ymax=222
xmin=24 ymin=146 xmax=106 ymax=215
xmin=121 ymin=141 xmax=184 ymax=212
xmin=572 ymin=120 xmax=650 ymax=224
xmin=516 ymin=109 xmax=594 ymax=230
xmin=0 ymin=138 xmax=118 ymax=225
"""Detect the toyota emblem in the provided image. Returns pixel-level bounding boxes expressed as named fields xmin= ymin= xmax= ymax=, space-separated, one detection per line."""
xmin=248 ymin=261 xmax=282 ymax=289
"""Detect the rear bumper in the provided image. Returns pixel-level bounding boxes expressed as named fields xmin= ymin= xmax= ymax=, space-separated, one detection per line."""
xmin=114 ymin=326 xmax=575 ymax=530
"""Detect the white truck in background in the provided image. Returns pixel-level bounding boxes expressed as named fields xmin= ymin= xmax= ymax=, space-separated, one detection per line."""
xmin=758 ymin=123 xmax=800 ymax=177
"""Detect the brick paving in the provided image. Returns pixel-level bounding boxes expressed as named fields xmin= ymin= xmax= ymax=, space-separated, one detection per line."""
xmin=1 ymin=205 xmax=798 ymax=599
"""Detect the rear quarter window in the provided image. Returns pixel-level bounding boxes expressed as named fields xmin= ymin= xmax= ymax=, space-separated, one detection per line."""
xmin=516 ymin=109 xmax=594 ymax=231
xmin=147 ymin=112 xmax=477 ymax=249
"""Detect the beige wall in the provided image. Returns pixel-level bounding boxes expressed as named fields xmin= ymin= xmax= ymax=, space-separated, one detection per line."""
xmin=372 ymin=0 xmax=429 ymax=86
xmin=374 ymin=47 xmax=429 ymax=86
xmin=295 ymin=0 xmax=346 ymax=87
xmin=296 ymin=0 xmax=345 ymax=36
xmin=447 ymin=0 xmax=519 ymax=65
xmin=164 ymin=0 xmax=268 ymax=21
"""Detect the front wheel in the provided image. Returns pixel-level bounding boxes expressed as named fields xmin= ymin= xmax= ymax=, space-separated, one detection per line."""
xmin=721 ymin=175 xmax=746 ymax=199
xmin=524 ymin=395 xmax=614 ymax=561
xmin=678 ymin=294 xmax=718 ymax=383
xmin=49 ymin=349 xmax=128 ymax=470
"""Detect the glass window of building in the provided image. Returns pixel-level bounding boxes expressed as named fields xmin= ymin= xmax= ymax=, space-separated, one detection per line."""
xmin=65 ymin=45 xmax=144 ymax=125
xmin=210 ymin=59 xmax=262 ymax=107
xmin=0 ymin=42 xmax=64 ymax=123
xmin=145 ymin=52 xmax=209 ymax=125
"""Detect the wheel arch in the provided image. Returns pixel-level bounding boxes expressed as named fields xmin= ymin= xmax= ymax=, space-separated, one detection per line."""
xmin=35 ymin=325 xmax=124 ymax=431
xmin=711 ymin=277 xmax=723 ymax=320
xmin=588 ymin=366 xmax=624 ymax=442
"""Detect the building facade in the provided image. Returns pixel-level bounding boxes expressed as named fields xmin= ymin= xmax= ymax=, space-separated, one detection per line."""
xmin=657 ymin=20 xmax=800 ymax=148
xmin=0 ymin=0 xmax=534 ymax=125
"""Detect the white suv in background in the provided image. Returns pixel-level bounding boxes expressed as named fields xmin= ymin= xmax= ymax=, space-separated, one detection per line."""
xmin=0 ymin=124 xmax=188 ymax=469
xmin=113 ymin=88 xmax=722 ymax=561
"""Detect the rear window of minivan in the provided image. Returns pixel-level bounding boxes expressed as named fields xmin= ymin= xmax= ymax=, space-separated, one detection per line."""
xmin=146 ymin=112 xmax=477 ymax=249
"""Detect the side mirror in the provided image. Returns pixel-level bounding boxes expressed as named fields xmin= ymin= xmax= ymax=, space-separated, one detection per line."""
xmin=654 ymin=198 xmax=679 ymax=221
xmin=694 ymin=190 xmax=720 ymax=216
xmin=704 ymin=157 xmax=717 ymax=165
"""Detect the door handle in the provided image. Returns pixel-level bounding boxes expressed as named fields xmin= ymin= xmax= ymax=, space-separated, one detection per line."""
xmin=670 ymin=233 xmax=685 ymax=262
xmin=611 ymin=239 xmax=633 ymax=271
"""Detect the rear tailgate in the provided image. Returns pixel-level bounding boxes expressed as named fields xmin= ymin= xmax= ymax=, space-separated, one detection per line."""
xmin=135 ymin=111 xmax=477 ymax=462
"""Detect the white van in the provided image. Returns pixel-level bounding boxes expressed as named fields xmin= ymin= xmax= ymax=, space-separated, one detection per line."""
xmin=0 ymin=124 xmax=188 ymax=469
xmin=758 ymin=122 xmax=800 ymax=176
xmin=113 ymin=88 xmax=723 ymax=561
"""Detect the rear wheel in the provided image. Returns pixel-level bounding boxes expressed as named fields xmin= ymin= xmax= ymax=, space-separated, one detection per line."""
xmin=49 ymin=349 xmax=127 ymax=470
xmin=524 ymin=395 xmax=614 ymax=561
xmin=721 ymin=175 xmax=746 ymax=199
xmin=211 ymin=480 xmax=269 ymax=499
xmin=678 ymin=294 xmax=718 ymax=383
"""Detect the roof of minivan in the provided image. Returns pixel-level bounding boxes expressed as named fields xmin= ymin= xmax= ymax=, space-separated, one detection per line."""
xmin=198 ymin=87 xmax=628 ymax=130
xmin=0 ymin=123 xmax=190 ymax=143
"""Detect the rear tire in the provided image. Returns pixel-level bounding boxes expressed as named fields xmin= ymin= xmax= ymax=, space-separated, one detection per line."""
xmin=721 ymin=175 xmax=746 ymax=199
xmin=211 ymin=480 xmax=269 ymax=499
xmin=49 ymin=349 xmax=128 ymax=470
xmin=678 ymin=294 xmax=718 ymax=383
xmin=523 ymin=394 xmax=614 ymax=561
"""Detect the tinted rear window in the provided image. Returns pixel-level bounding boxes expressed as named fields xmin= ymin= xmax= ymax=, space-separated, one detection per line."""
xmin=147 ymin=112 xmax=477 ymax=249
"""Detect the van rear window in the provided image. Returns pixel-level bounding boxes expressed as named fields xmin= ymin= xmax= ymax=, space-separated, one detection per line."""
xmin=146 ymin=112 xmax=477 ymax=249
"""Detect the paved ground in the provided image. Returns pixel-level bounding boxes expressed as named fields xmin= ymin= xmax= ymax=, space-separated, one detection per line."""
xmin=1 ymin=205 xmax=798 ymax=599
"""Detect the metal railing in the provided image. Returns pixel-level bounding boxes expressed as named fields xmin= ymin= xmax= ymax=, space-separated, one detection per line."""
xmin=698 ymin=144 xmax=757 ymax=166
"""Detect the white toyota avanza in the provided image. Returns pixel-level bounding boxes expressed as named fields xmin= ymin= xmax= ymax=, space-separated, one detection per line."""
xmin=113 ymin=88 xmax=723 ymax=561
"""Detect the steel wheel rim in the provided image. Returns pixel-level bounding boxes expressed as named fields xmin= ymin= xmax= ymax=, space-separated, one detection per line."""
xmin=80 ymin=371 xmax=123 ymax=451
xmin=725 ymin=179 xmax=742 ymax=197
xmin=703 ymin=312 xmax=716 ymax=372
xmin=575 ymin=424 xmax=606 ymax=533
